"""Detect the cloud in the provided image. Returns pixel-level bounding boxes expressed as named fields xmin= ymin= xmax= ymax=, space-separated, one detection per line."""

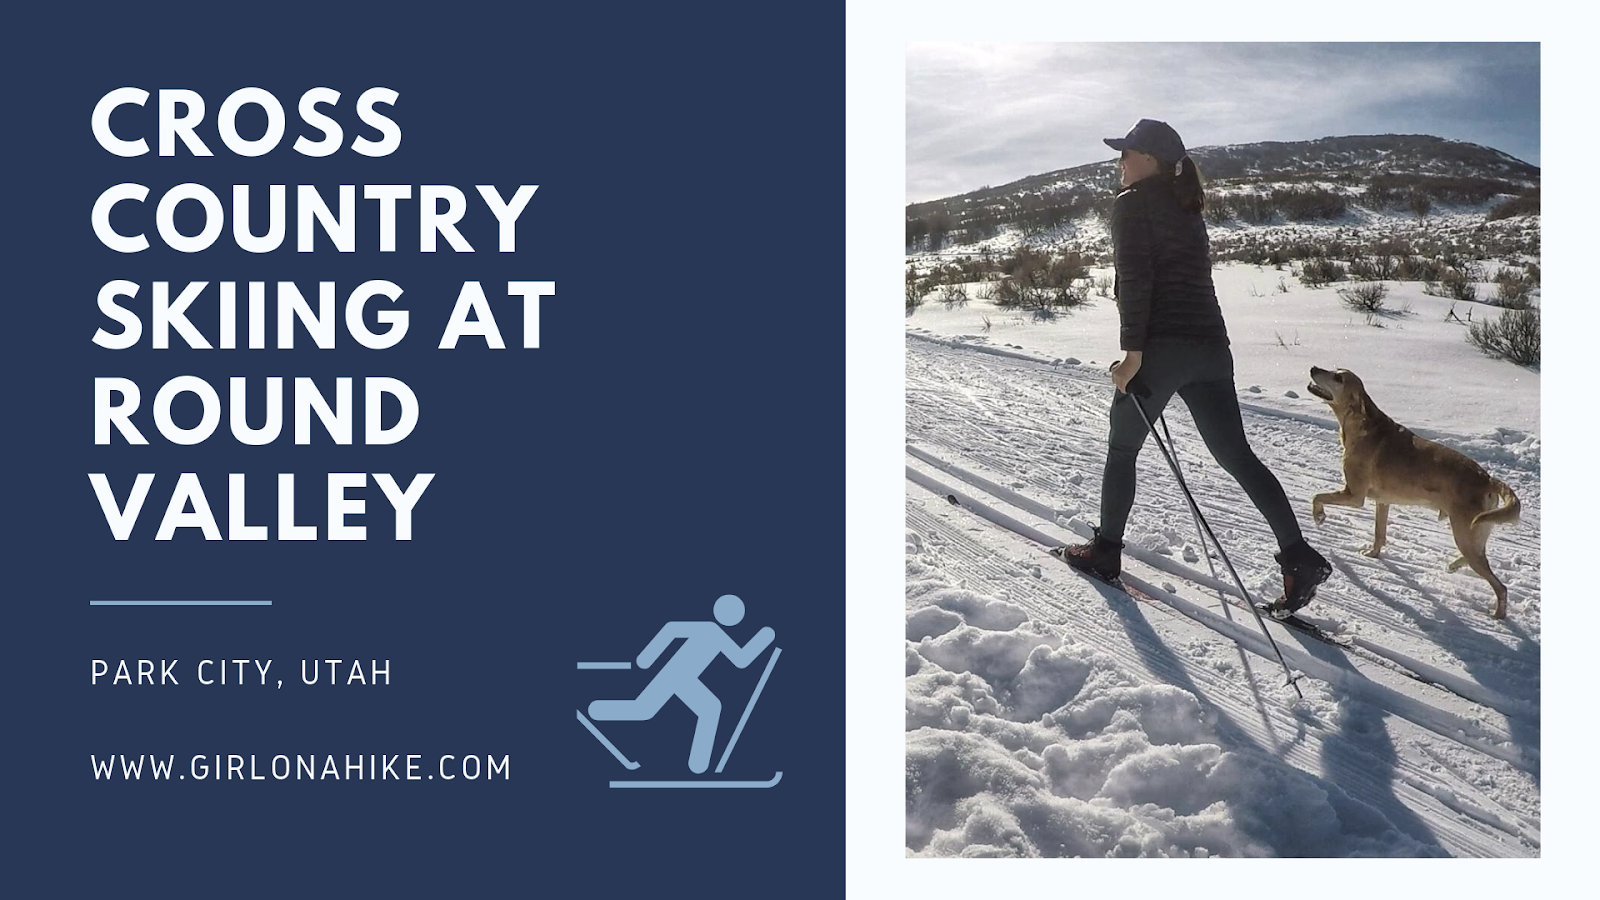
xmin=906 ymin=42 xmax=1539 ymax=202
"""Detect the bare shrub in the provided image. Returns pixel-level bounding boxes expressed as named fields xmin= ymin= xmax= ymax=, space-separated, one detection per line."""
xmin=1369 ymin=253 xmax=1399 ymax=280
xmin=1337 ymin=280 xmax=1389 ymax=312
xmin=1093 ymin=275 xmax=1113 ymax=298
xmin=1047 ymin=253 xmax=1089 ymax=286
xmin=1486 ymin=187 xmax=1539 ymax=221
xmin=994 ymin=276 xmax=1022 ymax=307
xmin=905 ymin=270 xmax=924 ymax=312
xmin=939 ymin=283 xmax=970 ymax=310
xmin=1054 ymin=281 xmax=1090 ymax=308
xmin=1297 ymin=258 xmax=1345 ymax=287
xmin=1468 ymin=308 xmax=1540 ymax=366
xmin=1346 ymin=258 xmax=1379 ymax=280
xmin=993 ymin=252 xmax=1088 ymax=314
xmin=1395 ymin=256 xmax=1444 ymax=282
xmin=1438 ymin=268 xmax=1478 ymax=302
xmin=1496 ymin=278 xmax=1532 ymax=309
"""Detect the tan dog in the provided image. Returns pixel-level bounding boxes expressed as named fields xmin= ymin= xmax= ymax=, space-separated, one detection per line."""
xmin=1306 ymin=366 xmax=1521 ymax=619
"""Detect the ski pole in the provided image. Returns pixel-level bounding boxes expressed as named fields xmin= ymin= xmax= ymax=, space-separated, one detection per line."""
xmin=715 ymin=647 xmax=781 ymax=773
xmin=1121 ymin=378 xmax=1304 ymax=699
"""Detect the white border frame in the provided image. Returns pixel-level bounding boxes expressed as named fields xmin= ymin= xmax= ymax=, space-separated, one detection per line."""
xmin=850 ymin=3 xmax=1583 ymax=888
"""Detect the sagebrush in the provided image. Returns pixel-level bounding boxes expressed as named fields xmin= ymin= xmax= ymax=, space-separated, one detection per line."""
xmin=1337 ymin=280 xmax=1389 ymax=312
xmin=1468 ymin=308 xmax=1539 ymax=366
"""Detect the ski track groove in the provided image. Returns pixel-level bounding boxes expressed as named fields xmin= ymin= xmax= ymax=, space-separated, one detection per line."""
xmin=907 ymin=458 xmax=1532 ymax=765
xmin=907 ymin=339 xmax=1541 ymax=678
xmin=902 ymin=440 xmax=1534 ymax=721
xmin=908 ymin=496 xmax=1532 ymax=857
xmin=1416 ymin=744 xmax=1540 ymax=848
xmin=909 ymin=425 xmax=1535 ymax=680
xmin=905 ymin=336 xmax=1541 ymax=857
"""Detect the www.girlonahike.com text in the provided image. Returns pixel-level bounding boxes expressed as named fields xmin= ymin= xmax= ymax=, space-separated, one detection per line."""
xmin=91 ymin=754 xmax=509 ymax=781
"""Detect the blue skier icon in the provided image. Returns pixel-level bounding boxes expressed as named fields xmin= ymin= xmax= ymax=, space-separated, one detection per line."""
xmin=586 ymin=595 xmax=776 ymax=774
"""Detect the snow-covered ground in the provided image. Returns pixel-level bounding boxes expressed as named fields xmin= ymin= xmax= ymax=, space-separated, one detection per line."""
xmin=907 ymin=261 xmax=1539 ymax=442
xmin=903 ymin=266 xmax=1541 ymax=857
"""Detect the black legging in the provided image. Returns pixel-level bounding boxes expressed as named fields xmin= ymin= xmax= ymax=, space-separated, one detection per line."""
xmin=1099 ymin=339 xmax=1302 ymax=550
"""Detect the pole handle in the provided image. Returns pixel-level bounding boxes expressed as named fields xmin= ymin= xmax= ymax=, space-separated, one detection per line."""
xmin=1108 ymin=361 xmax=1152 ymax=398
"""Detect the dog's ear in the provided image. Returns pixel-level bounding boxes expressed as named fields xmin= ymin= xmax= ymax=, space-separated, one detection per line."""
xmin=1353 ymin=381 xmax=1379 ymax=422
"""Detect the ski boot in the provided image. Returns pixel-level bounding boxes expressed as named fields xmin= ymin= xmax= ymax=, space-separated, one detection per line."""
xmin=1050 ymin=527 xmax=1123 ymax=583
xmin=1268 ymin=537 xmax=1332 ymax=617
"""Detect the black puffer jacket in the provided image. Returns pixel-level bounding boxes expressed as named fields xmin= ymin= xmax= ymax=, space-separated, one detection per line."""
xmin=1110 ymin=173 xmax=1229 ymax=351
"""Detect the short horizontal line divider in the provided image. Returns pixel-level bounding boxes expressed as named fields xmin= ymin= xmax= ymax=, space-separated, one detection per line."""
xmin=89 ymin=600 xmax=273 ymax=606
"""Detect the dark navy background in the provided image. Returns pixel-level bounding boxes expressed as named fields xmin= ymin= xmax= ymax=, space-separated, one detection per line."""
xmin=6 ymin=4 xmax=842 ymax=895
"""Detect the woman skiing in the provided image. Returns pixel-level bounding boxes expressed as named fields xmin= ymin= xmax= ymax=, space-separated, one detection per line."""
xmin=1052 ymin=118 xmax=1331 ymax=614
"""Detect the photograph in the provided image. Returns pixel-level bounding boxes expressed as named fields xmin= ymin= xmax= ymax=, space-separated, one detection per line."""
xmin=903 ymin=42 xmax=1540 ymax=857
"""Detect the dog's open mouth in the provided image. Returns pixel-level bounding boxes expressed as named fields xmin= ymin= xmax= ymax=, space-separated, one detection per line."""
xmin=1307 ymin=382 xmax=1333 ymax=401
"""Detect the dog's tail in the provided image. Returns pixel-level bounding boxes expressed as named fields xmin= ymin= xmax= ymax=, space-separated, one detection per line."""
xmin=1472 ymin=479 xmax=1521 ymax=529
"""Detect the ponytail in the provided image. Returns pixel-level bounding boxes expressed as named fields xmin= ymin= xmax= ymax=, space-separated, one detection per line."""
xmin=1172 ymin=154 xmax=1205 ymax=214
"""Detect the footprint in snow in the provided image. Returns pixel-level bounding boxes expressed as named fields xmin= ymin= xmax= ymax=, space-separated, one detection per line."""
xmin=1064 ymin=357 xmax=1080 ymax=365
xmin=1247 ymin=385 xmax=1262 ymax=393
xmin=1285 ymin=390 xmax=1299 ymax=399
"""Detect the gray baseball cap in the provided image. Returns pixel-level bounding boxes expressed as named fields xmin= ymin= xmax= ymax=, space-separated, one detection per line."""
xmin=1104 ymin=119 xmax=1187 ymax=164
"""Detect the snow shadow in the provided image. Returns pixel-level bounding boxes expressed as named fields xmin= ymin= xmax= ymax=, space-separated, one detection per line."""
xmin=1352 ymin=556 xmax=1541 ymax=784
xmin=1275 ymin=626 xmax=1446 ymax=854
xmin=1086 ymin=578 xmax=1273 ymax=754
xmin=1094 ymin=578 xmax=1445 ymax=856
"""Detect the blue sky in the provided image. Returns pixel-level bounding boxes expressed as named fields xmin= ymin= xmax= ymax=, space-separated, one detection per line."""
xmin=906 ymin=42 xmax=1539 ymax=202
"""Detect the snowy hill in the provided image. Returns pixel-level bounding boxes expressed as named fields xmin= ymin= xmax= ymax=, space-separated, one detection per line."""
xmin=906 ymin=134 xmax=1539 ymax=262
xmin=902 ymin=266 xmax=1541 ymax=857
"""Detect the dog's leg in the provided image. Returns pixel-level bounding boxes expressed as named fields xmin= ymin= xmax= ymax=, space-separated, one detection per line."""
xmin=1311 ymin=487 xmax=1364 ymax=525
xmin=1363 ymin=503 xmax=1389 ymax=558
xmin=1447 ymin=554 xmax=1468 ymax=573
xmin=1448 ymin=514 xmax=1507 ymax=619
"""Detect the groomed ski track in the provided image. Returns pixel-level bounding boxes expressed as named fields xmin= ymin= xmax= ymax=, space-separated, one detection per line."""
xmin=905 ymin=333 xmax=1541 ymax=857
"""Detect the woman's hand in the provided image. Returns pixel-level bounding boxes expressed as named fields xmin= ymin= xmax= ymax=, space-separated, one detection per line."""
xmin=1110 ymin=351 xmax=1143 ymax=394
